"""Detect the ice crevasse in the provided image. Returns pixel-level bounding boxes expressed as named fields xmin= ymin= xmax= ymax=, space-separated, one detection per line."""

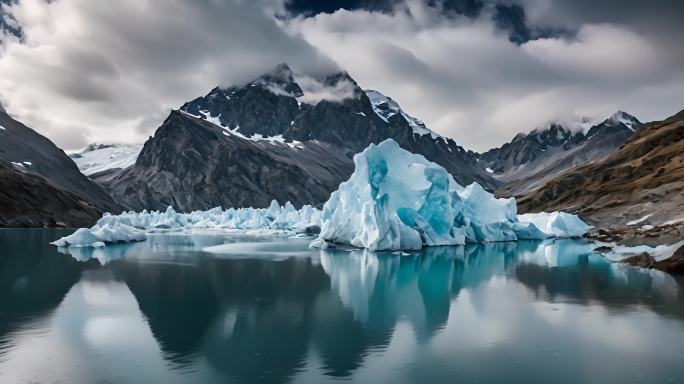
xmin=311 ymin=139 xmax=590 ymax=250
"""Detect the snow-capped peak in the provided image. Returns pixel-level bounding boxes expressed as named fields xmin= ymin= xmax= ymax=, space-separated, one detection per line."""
xmin=365 ymin=89 xmax=442 ymax=140
xmin=606 ymin=110 xmax=640 ymax=131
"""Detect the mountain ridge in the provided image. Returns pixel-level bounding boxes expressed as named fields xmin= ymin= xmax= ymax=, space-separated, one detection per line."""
xmin=517 ymin=108 xmax=684 ymax=226
xmin=0 ymin=109 xmax=122 ymax=214
xmin=479 ymin=111 xmax=643 ymax=197
xmin=96 ymin=63 xmax=496 ymax=212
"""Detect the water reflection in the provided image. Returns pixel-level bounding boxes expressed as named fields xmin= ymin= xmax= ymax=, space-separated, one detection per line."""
xmin=0 ymin=229 xmax=82 ymax=356
xmin=55 ymin=230 xmax=317 ymax=265
xmin=1 ymin=230 xmax=684 ymax=383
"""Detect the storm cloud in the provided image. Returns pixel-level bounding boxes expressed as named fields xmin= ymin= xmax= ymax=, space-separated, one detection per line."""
xmin=0 ymin=0 xmax=683 ymax=151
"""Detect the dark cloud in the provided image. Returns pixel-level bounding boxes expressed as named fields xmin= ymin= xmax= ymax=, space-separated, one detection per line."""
xmin=522 ymin=0 xmax=684 ymax=61
xmin=286 ymin=0 xmax=565 ymax=44
xmin=285 ymin=0 xmax=395 ymax=15
xmin=0 ymin=0 xmax=22 ymax=42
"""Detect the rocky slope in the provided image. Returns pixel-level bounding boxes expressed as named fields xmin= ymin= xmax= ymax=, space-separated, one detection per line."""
xmin=0 ymin=110 xmax=121 ymax=213
xmin=480 ymin=112 xmax=642 ymax=197
xmin=98 ymin=63 xmax=495 ymax=211
xmin=517 ymin=109 xmax=684 ymax=226
xmin=0 ymin=160 xmax=102 ymax=227
xmin=95 ymin=111 xmax=353 ymax=211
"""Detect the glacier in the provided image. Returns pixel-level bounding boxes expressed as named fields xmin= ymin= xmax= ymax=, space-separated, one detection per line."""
xmin=51 ymin=139 xmax=590 ymax=250
xmin=51 ymin=203 xmax=321 ymax=248
xmin=312 ymin=139 xmax=590 ymax=250
xmin=70 ymin=143 xmax=143 ymax=176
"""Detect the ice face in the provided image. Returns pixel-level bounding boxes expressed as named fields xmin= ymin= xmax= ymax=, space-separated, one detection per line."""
xmin=317 ymin=139 xmax=464 ymax=250
xmin=314 ymin=139 xmax=590 ymax=250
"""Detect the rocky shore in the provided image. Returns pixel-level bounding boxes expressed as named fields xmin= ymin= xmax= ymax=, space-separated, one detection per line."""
xmin=586 ymin=221 xmax=684 ymax=274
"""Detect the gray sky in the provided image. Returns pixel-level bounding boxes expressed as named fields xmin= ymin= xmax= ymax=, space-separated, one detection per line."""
xmin=1 ymin=0 xmax=683 ymax=152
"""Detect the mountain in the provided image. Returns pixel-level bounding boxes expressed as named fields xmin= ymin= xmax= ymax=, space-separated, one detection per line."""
xmin=0 ymin=109 xmax=122 ymax=214
xmin=0 ymin=159 xmax=102 ymax=227
xmin=479 ymin=111 xmax=643 ymax=197
xmin=97 ymin=63 xmax=495 ymax=212
xmin=517 ymin=109 xmax=684 ymax=226
xmin=70 ymin=143 xmax=143 ymax=176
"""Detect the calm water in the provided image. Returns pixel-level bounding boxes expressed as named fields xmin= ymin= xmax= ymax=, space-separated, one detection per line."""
xmin=1 ymin=229 xmax=684 ymax=384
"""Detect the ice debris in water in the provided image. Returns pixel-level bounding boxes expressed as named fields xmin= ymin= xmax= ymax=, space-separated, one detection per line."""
xmin=312 ymin=139 xmax=590 ymax=250
xmin=51 ymin=203 xmax=321 ymax=248
xmin=51 ymin=224 xmax=146 ymax=247
xmin=517 ymin=211 xmax=591 ymax=239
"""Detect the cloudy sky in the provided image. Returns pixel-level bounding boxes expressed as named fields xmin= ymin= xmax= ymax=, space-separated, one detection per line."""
xmin=1 ymin=0 xmax=683 ymax=152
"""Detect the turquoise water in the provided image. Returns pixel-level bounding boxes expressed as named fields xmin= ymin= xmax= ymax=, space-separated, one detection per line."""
xmin=1 ymin=228 xmax=684 ymax=383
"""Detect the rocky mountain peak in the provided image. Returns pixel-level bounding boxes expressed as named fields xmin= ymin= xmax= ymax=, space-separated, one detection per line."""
xmin=365 ymin=89 xmax=440 ymax=139
xmin=99 ymin=63 xmax=497 ymax=212
xmin=605 ymin=110 xmax=641 ymax=131
xmin=247 ymin=63 xmax=304 ymax=98
xmin=479 ymin=110 xmax=643 ymax=195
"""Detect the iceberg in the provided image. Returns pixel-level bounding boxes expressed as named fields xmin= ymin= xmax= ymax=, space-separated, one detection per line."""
xmin=51 ymin=200 xmax=321 ymax=248
xmin=313 ymin=139 xmax=590 ymax=250
xmin=51 ymin=224 xmax=146 ymax=247
xmin=517 ymin=211 xmax=592 ymax=238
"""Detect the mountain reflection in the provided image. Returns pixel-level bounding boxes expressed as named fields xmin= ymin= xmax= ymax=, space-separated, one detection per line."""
xmin=0 ymin=229 xmax=83 ymax=351
xmin=108 ymin=238 xmax=683 ymax=383
xmin=3 ymin=230 xmax=684 ymax=384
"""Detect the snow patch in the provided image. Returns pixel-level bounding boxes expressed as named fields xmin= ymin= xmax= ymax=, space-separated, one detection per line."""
xmin=603 ymin=241 xmax=684 ymax=262
xmin=71 ymin=144 xmax=142 ymax=176
xmin=365 ymin=90 xmax=443 ymax=140
xmin=626 ymin=214 xmax=652 ymax=226
xmin=485 ymin=167 xmax=494 ymax=174
xmin=186 ymin=110 xmax=302 ymax=148
xmin=663 ymin=218 xmax=684 ymax=226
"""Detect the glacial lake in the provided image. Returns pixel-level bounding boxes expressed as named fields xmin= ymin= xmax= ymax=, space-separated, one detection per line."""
xmin=1 ymin=229 xmax=684 ymax=384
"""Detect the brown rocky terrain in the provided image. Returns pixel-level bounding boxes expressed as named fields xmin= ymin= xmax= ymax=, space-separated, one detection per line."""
xmin=622 ymin=243 xmax=684 ymax=275
xmin=518 ymin=109 xmax=684 ymax=227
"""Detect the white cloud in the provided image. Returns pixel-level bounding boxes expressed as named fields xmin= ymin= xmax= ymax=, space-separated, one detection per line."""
xmin=287 ymin=4 xmax=684 ymax=151
xmin=295 ymin=75 xmax=360 ymax=104
xmin=0 ymin=0 xmax=336 ymax=149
